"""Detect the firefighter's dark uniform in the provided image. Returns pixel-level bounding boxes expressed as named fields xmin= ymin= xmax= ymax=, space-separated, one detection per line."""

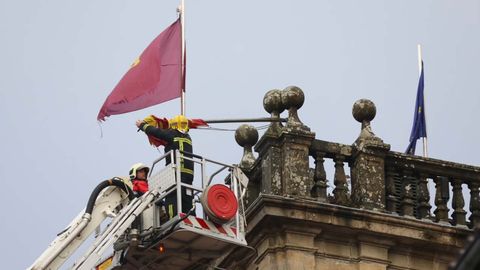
xmin=139 ymin=123 xmax=194 ymax=218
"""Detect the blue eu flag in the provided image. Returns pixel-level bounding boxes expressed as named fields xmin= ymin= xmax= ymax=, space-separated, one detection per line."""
xmin=406 ymin=61 xmax=427 ymax=155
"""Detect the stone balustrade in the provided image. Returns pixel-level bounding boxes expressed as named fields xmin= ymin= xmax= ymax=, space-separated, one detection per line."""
xmin=235 ymin=86 xmax=480 ymax=230
xmin=385 ymin=151 xmax=480 ymax=228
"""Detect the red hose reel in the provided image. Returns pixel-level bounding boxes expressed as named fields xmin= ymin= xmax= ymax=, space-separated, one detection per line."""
xmin=200 ymin=184 xmax=238 ymax=224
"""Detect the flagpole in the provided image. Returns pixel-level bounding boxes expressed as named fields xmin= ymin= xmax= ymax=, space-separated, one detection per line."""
xmin=418 ymin=44 xmax=428 ymax=158
xmin=179 ymin=0 xmax=186 ymax=116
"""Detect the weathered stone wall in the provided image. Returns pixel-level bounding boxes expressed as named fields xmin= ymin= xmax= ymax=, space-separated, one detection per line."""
xmin=215 ymin=195 xmax=468 ymax=270
xmin=224 ymin=87 xmax=478 ymax=270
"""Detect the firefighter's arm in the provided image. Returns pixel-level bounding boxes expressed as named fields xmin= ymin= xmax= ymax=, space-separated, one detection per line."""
xmin=137 ymin=121 xmax=174 ymax=142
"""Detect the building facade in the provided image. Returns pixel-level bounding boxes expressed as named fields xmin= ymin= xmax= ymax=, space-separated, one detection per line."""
xmin=215 ymin=86 xmax=479 ymax=270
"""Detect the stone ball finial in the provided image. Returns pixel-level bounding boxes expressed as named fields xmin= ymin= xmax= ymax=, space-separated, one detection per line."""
xmin=281 ymin=86 xmax=305 ymax=110
xmin=263 ymin=89 xmax=285 ymax=114
xmin=352 ymin=99 xmax=376 ymax=123
xmin=235 ymin=124 xmax=259 ymax=169
xmin=235 ymin=124 xmax=259 ymax=148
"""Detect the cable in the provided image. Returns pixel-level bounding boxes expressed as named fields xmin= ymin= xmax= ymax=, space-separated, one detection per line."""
xmin=237 ymin=245 xmax=258 ymax=265
xmin=139 ymin=226 xmax=153 ymax=234
xmin=197 ymin=245 xmax=258 ymax=270
xmin=255 ymin=124 xmax=270 ymax=130
xmin=197 ymin=127 xmax=237 ymax=131
xmin=196 ymin=124 xmax=270 ymax=132
xmin=191 ymin=261 xmax=228 ymax=270
xmin=165 ymin=204 xmax=196 ymax=235
xmin=144 ymin=204 xmax=196 ymax=250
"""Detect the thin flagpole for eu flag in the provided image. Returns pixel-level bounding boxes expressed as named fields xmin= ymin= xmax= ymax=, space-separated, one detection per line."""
xmin=406 ymin=44 xmax=428 ymax=157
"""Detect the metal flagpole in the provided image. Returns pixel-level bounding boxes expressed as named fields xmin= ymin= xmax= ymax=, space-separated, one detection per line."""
xmin=203 ymin=117 xmax=287 ymax=124
xmin=179 ymin=0 xmax=186 ymax=116
xmin=418 ymin=44 xmax=428 ymax=158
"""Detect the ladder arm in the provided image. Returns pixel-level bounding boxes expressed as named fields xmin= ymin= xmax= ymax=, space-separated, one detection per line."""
xmin=29 ymin=178 xmax=134 ymax=270
xmin=72 ymin=189 xmax=159 ymax=270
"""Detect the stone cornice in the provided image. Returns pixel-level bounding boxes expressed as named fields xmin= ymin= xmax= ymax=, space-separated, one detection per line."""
xmin=246 ymin=194 xmax=471 ymax=248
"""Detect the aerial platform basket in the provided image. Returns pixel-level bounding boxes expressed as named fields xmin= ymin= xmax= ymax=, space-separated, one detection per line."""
xmin=28 ymin=150 xmax=249 ymax=270
xmin=108 ymin=150 xmax=249 ymax=270
xmin=116 ymin=214 xmax=246 ymax=269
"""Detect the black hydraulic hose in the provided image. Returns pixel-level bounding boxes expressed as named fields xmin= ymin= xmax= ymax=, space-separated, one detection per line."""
xmin=85 ymin=178 xmax=135 ymax=215
xmin=145 ymin=206 xmax=196 ymax=250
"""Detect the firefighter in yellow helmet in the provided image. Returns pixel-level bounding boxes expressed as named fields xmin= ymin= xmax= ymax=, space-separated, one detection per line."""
xmin=136 ymin=115 xmax=194 ymax=218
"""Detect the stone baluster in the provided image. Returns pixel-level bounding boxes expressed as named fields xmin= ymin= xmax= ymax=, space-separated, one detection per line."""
xmin=433 ymin=176 xmax=449 ymax=223
xmin=350 ymin=99 xmax=390 ymax=210
xmin=235 ymin=124 xmax=259 ymax=170
xmin=333 ymin=155 xmax=349 ymax=206
xmin=417 ymin=173 xmax=431 ymax=219
xmin=467 ymin=181 xmax=480 ymax=228
xmin=385 ymin=167 xmax=398 ymax=214
xmin=401 ymin=171 xmax=415 ymax=217
xmin=451 ymin=179 xmax=467 ymax=226
xmin=311 ymin=151 xmax=328 ymax=202
xmin=263 ymin=89 xmax=285 ymax=136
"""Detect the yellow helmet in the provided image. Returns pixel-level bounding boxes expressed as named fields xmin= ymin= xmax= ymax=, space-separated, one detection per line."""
xmin=169 ymin=115 xmax=189 ymax=133
xmin=129 ymin=163 xmax=150 ymax=180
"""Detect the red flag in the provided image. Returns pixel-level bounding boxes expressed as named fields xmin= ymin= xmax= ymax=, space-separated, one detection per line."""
xmin=97 ymin=19 xmax=182 ymax=121
xmin=147 ymin=115 xmax=169 ymax=147
xmin=188 ymin=118 xmax=208 ymax=129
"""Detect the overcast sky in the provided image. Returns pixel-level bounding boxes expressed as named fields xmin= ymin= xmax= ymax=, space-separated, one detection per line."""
xmin=1 ymin=1 xmax=479 ymax=269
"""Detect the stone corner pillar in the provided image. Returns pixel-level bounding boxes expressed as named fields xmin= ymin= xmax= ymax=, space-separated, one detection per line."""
xmin=350 ymin=99 xmax=390 ymax=211
xmin=247 ymin=86 xmax=316 ymax=198
xmin=252 ymin=89 xmax=286 ymax=196
xmin=278 ymin=86 xmax=315 ymax=197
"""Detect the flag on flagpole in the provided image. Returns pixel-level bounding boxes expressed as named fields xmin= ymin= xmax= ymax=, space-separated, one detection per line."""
xmin=405 ymin=61 xmax=427 ymax=155
xmin=140 ymin=115 xmax=208 ymax=147
xmin=97 ymin=19 xmax=182 ymax=121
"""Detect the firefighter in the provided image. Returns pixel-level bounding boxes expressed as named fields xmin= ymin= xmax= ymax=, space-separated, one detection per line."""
xmin=136 ymin=115 xmax=195 ymax=218
xmin=129 ymin=163 xmax=150 ymax=197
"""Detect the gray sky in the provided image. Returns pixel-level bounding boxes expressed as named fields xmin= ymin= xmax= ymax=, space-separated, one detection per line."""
xmin=1 ymin=1 xmax=479 ymax=269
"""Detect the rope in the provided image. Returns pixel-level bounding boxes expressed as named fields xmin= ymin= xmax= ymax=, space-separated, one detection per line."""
xmin=97 ymin=121 xmax=104 ymax=138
